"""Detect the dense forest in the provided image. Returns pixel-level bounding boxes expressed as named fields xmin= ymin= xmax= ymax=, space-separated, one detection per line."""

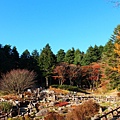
xmin=0 ymin=25 xmax=120 ymax=92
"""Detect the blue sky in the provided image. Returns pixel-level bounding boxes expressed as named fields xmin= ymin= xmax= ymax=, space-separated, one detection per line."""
xmin=0 ymin=0 xmax=120 ymax=55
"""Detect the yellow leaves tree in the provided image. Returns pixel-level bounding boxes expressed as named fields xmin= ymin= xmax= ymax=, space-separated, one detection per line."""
xmin=113 ymin=31 xmax=120 ymax=73
xmin=114 ymin=43 xmax=120 ymax=56
xmin=100 ymin=25 xmax=120 ymax=90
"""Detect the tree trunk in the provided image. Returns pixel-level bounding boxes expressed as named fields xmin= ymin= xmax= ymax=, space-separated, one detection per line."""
xmin=70 ymin=79 xmax=73 ymax=86
xmin=46 ymin=77 xmax=49 ymax=87
xmin=60 ymin=79 xmax=63 ymax=85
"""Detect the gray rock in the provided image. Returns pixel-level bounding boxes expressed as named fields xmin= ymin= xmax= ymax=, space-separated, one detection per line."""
xmin=35 ymin=108 xmax=48 ymax=117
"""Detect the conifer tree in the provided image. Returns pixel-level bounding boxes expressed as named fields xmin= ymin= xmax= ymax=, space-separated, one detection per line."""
xmin=74 ymin=49 xmax=83 ymax=65
xmin=56 ymin=49 xmax=65 ymax=63
xmin=64 ymin=48 xmax=75 ymax=64
xmin=39 ymin=44 xmax=56 ymax=87
xmin=101 ymin=25 xmax=120 ymax=90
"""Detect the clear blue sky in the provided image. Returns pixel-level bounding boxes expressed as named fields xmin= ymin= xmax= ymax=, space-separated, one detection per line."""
xmin=0 ymin=0 xmax=120 ymax=55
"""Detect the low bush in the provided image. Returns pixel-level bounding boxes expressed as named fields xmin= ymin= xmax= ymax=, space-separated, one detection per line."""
xmin=51 ymin=85 xmax=59 ymax=88
xmin=67 ymin=85 xmax=79 ymax=91
xmin=51 ymin=84 xmax=87 ymax=93
xmin=66 ymin=99 xmax=100 ymax=120
xmin=58 ymin=85 xmax=70 ymax=90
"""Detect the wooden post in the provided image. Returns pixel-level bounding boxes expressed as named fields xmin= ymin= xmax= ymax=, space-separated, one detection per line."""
xmin=102 ymin=112 xmax=107 ymax=120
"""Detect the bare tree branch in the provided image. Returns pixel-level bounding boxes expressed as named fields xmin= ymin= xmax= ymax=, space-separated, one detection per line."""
xmin=0 ymin=69 xmax=37 ymax=94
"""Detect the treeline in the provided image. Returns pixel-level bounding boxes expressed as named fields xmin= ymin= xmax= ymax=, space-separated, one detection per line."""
xmin=0 ymin=43 xmax=103 ymax=89
xmin=0 ymin=24 xmax=120 ymax=90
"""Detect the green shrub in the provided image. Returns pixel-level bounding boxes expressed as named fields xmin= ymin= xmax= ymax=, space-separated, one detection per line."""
xmin=58 ymin=85 xmax=70 ymax=90
xmin=58 ymin=85 xmax=84 ymax=92
xmin=0 ymin=101 xmax=13 ymax=113
xmin=67 ymin=86 xmax=78 ymax=91
xmin=51 ymin=85 xmax=59 ymax=88
xmin=51 ymin=84 xmax=87 ymax=93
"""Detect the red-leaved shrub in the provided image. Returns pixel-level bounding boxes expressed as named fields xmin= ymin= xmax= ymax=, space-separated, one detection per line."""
xmin=66 ymin=99 xmax=100 ymax=120
xmin=44 ymin=112 xmax=65 ymax=120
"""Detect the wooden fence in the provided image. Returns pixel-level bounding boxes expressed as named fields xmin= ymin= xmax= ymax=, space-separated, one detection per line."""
xmin=94 ymin=106 xmax=120 ymax=120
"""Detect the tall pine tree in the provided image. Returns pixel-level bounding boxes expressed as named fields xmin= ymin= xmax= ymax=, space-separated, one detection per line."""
xmin=64 ymin=48 xmax=75 ymax=64
xmin=39 ymin=44 xmax=56 ymax=87
xmin=56 ymin=49 xmax=65 ymax=63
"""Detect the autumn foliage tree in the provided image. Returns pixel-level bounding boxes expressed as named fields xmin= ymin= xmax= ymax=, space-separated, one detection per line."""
xmin=110 ymin=25 xmax=120 ymax=90
xmin=100 ymin=25 xmax=120 ymax=90
xmin=89 ymin=63 xmax=101 ymax=89
xmin=53 ymin=62 xmax=101 ymax=89
xmin=53 ymin=62 xmax=68 ymax=85
xmin=0 ymin=69 xmax=37 ymax=94
xmin=81 ymin=63 xmax=101 ymax=89
xmin=66 ymin=64 xmax=81 ymax=86
xmin=53 ymin=63 xmax=82 ymax=86
xmin=113 ymin=30 xmax=120 ymax=72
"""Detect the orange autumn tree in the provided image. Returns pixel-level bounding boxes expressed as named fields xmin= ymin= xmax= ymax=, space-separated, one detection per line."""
xmin=66 ymin=64 xmax=81 ymax=86
xmin=81 ymin=63 xmax=101 ymax=90
xmin=89 ymin=63 xmax=101 ymax=89
xmin=109 ymin=25 xmax=120 ymax=90
xmin=100 ymin=25 xmax=120 ymax=90
xmin=113 ymin=29 xmax=120 ymax=72
xmin=53 ymin=62 xmax=68 ymax=85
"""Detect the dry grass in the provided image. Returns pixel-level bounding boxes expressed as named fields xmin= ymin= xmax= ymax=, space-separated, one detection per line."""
xmin=2 ymin=94 xmax=20 ymax=100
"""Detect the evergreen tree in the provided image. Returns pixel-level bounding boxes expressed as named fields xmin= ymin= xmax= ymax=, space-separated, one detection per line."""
xmin=110 ymin=25 xmax=120 ymax=90
xmin=11 ymin=46 xmax=19 ymax=68
xmin=3 ymin=45 xmax=11 ymax=58
xmin=20 ymin=49 xmax=31 ymax=69
xmin=74 ymin=49 xmax=83 ymax=65
xmin=81 ymin=46 xmax=94 ymax=65
xmin=2 ymin=45 xmax=13 ymax=71
xmin=39 ymin=44 xmax=56 ymax=87
xmin=31 ymin=49 xmax=39 ymax=63
xmin=0 ymin=45 xmax=19 ymax=73
xmin=0 ymin=45 xmax=7 ymax=73
xmin=101 ymin=25 xmax=120 ymax=90
xmin=56 ymin=49 xmax=65 ymax=63
xmin=21 ymin=49 xmax=30 ymax=59
xmin=98 ymin=45 xmax=104 ymax=58
xmin=64 ymin=48 xmax=75 ymax=64
xmin=101 ymin=39 xmax=115 ymax=83
xmin=81 ymin=45 xmax=102 ymax=66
